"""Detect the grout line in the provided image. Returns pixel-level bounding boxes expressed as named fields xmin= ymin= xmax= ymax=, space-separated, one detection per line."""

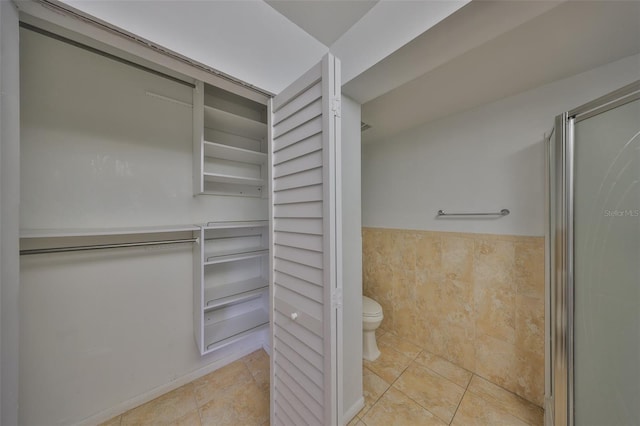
xmin=386 ymin=350 xmax=453 ymax=425
xmin=465 ymin=373 xmax=542 ymax=426
xmin=449 ymin=373 xmax=475 ymax=425
xmin=361 ymin=347 xmax=416 ymax=419
xmin=410 ymin=354 xmax=471 ymax=391
xmin=387 ymin=343 xmax=470 ymax=425
xmin=470 ymin=371 xmax=543 ymax=408
xmin=389 ymin=381 xmax=449 ymax=425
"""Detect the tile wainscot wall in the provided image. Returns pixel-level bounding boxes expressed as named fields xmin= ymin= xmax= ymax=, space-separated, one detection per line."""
xmin=362 ymin=227 xmax=545 ymax=406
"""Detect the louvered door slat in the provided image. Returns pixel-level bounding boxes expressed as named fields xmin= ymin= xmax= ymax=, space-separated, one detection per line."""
xmin=274 ymin=332 xmax=324 ymax=378
xmin=274 ymin=354 xmax=324 ymax=402
xmin=275 ymin=273 xmax=323 ymax=303
xmin=273 ymin=134 xmax=322 ymax=165
xmin=274 ymin=232 xmax=323 ymax=252
xmin=273 ymin=185 xmax=323 ymax=205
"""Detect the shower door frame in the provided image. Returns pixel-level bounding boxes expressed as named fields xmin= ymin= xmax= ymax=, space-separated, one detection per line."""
xmin=549 ymin=80 xmax=640 ymax=426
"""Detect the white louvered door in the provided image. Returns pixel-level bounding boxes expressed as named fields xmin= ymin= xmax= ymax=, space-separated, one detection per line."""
xmin=270 ymin=53 xmax=342 ymax=426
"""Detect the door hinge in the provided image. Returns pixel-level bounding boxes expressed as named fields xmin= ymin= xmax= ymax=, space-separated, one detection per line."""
xmin=331 ymin=96 xmax=341 ymax=118
xmin=331 ymin=288 xmax=343 ymax=309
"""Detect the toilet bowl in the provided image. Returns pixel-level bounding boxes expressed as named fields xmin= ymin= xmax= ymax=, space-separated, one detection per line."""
xmin=362 ymin=296 xmax=384 ymax=361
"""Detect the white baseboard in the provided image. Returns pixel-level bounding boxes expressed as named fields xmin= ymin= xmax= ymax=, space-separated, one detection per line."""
xmin=343 ymin=396 xmax=364 ymax=425
xmin=544 ymin=395 xmax=554 ymax=426
xmin=261 ymin=332 xmax=272 ymax=357
xmin=77 ymin=338 xmax=264 ymax=426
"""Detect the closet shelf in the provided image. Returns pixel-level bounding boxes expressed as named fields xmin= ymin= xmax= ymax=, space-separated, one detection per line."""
xmin=204 ymin=248 xmax=269 ymax=265
xmin=204 ymin=220 xmax=268 ymax=230
xmin=203 ymin=172 xmax=265 ymax=186
xmin=204 ymin=278 xmax=269 ymax=311
xmin=203 ymin=141 xmax=267 ymax=165
xmin=204 ymin=104 xmax=267 ymax=140
xmin=204 ymin=308 xmax=269 ymax=352
xmin=20 ymin=225 xmax=199 ymax=239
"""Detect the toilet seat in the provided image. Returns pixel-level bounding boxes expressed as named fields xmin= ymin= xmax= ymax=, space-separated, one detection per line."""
xmin=363 ymin=296 xmax=383 ymax=317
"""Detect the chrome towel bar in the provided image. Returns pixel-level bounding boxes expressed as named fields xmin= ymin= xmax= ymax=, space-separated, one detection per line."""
xmin=437 ymin=209 xmax=510 ymax=217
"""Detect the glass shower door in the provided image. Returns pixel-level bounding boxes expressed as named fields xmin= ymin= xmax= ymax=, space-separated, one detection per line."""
xmin=551 ymin=81 xmax=640 ymax=426
xmin=572 ymin=96 xmax=640 ymax=426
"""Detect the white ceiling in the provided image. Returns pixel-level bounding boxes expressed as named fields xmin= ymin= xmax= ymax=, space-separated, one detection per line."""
xmin=330 ymin=0 xmax=470 ymax=85
xmin=57 ymin=0 xmax=640 ymax=146
xmin=60 ymin=0 xmax=329 ymax=94
xmin=265 ymin=0 xmax=378 ymax=46
xmin=58 ymin=0 xmax=468 ymax=94
xmin=342 ymin=0 xmax=563 ymax=104
xmin=356 ymin=0 xmax=640 ymax=144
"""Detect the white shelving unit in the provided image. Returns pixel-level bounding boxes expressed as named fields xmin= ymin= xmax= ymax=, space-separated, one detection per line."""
xmin=203 ymin=141 xmax=267 ymax=165
xmin=193 ymin=82 xmax=268 ymax=197
xmin=203 ymin=172 xmax=264 ymax=186
xmin=193 ymin=221 xmax=269 ymax=355
xmin=204 ymin=249 xmax=269 ymax=266
xmin=190 ymin=79 xmax=272 ymax=355
xmin=203 ymin=308 xmax=269 ymax=352
xmin=203 ymin=105 xmax=267 ymax=140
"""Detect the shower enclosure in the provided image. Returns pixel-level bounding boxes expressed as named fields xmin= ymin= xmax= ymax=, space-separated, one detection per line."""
xmin=548 ymin=81 xmax=640 ymax=426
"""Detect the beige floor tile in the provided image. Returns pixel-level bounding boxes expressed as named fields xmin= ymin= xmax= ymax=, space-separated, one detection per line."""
xmin=168 ymin=410 xmax=201 ymax=426
xmin=359 ymin=367 xmax=391 ymax=416
xmin=451 ymin=391 xmax=529 ymax=426
xmin=243 ymin=349 xmax=270 ymax=391
xmin=393 ymin=362 xmax=465 ymax=423
xmin=414 ymin=351 xmax=473 ymax=388
xmin=362 ymin=388 xmax=447 ymax=426
xmin=364 ymin=346 xmax=413 ymax=384
xmin=121 ymin=384 xmax=198 ymax=425
xmin=99 ymin=415 xmax=122 ymax=426
xmin=467 ymin=375 xmax=544 ymax=425
xmin=192 ymin=359 xmax=255 ymax=406
xmin=378 ymin=332 xmax=422 ymax=358
xmin=199 ymin=380 xmax=269 ymax=426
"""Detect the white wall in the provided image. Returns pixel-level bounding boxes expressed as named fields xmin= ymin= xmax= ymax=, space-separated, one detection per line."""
xmin=19 ymin=29 xmax=266 ymax=425
xmin=20 ymin=29 xmax=266 ymax=230
xmin=0 ymin=2 xmax=21 ymax=424
xmin=341 ymin=95 xmax=363 ymax=421
xmin=362 ymin=53 xmax=640 ymax=236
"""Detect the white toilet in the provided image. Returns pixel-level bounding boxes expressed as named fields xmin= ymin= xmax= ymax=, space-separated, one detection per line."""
xmin=362 ymin=296 xmax=384 ymax=361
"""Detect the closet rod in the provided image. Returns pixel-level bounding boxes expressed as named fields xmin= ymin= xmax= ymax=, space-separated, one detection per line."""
xmin=437 ymin=209 xmax=510 ymax=217
xmin=19 ymin=22 xmax=196 ymax=89
xmin=20 ymin=237 xmax=198 ymax=256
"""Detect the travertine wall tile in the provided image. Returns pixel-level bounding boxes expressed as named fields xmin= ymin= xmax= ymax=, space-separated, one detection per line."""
xmin=515 ymin=241 xmax=545 ymax=299
xmin=362 ymin=227 xmax=545 ymax=407
xmin=473 ymin=239 xmax=516 ymax=344
xmin=441 ymin=236 xmax=474 ymax=282
xmin=515 ymin=295 xmax=545 ymax=357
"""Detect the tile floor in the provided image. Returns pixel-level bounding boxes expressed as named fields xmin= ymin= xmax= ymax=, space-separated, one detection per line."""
xmin=351 ymin=329 xmax=544 ymax=426
xmin=100 ymin=349 xmax=270 ymax=426
xmin=101 ymin=330 xmax=543 ymax=426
